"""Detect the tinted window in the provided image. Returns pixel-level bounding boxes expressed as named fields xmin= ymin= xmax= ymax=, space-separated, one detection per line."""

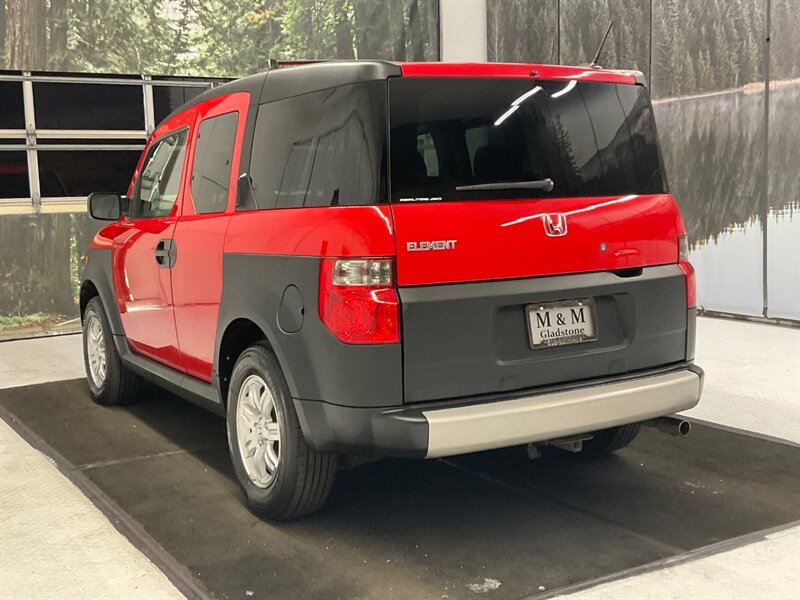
xmin=37 ymin=150 xmax=140 ymax=197
xmin=191 ymin=112 xmax=237 ymax=214
xmin=389 ymin=78 xmax=666 ymax=202
xmin=0 ymin=82 xmax=25 ymax=129
xmin=248 ymin=81 xmax=387 ymax=210
xmin=616 ymin=83 xmax=666 ymax=193
xmin=152 ymin=85 xmax=206 ymax=124
xmin=133 ymin=130 xmax=188 ymax=218
xmin=33 ymin=82 xmax=145 ymax=130
xmin=417 ymin=132 xmax=439 ymax=176
xmin=0 ymin=151 xmax=30 ymax=198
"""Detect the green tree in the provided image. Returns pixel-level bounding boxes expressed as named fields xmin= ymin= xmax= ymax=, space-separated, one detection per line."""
xmin=47 ymin=0 xmax=68 ymax=69
xmin=2 ymin=0 xmax=438 ymax=77
xmin=177 ymin=0 xmax=437 ymax=77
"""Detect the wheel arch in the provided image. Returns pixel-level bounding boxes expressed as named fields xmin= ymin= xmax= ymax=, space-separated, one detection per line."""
xmin=79 ymin=279 xmax=99 ymax=322
xmin=216 ymin=317 xmax=285 ymax=407
xmin=216 ymin=253 xmax=402 ymax=408
xmin=81 ymin=249 xmax=125 ymax=336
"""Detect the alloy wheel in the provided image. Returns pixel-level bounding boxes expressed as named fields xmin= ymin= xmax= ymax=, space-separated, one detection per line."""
xmin=236 ymin=374 xmax=282 ymax=488
xmin=85 ymin=314 xmax=107 ymax=387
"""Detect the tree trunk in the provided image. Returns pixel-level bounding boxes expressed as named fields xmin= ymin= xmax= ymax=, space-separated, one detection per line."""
xmin=0 ymin=214 xmax=74 ymax=318
xmin=0 ymin=0 xmax=7 ymax=63
xmin=352 ymin=0 xmax=390 ymax=60
xmin=390 ymin=0 xmax=406 ymax=60
xmin=48 ymin=0 xmax=69 ymax=70
xmin=4 ymin=0 xmax=47 ymax=70
xmin=407 ymin=0 xmax=427 ymax=61
xmin=334 ymin=0 xmax=355 ymax=59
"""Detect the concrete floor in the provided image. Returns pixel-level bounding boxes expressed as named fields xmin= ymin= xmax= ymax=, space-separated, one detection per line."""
xmin=682 ymin=317 xmax=800 ymax=444
xmin=0 ymin=317 xmax=798 ymax=599
xmin=555 ymin=527 xmax=800 ymax=600
xmin=0 ymin=334 xmax=85 ymax=389
xmin=0 ymin=419 xmax=183 ymax=600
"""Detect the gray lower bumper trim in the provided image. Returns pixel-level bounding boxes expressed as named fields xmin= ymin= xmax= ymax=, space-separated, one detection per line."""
xmin=423 ymin=370 xmax=702 ymax=458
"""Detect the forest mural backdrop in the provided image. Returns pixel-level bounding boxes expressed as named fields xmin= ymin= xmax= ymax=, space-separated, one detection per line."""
xmin=0 ymin=0 xmax=438 ymax=337
xmin=490 ymin=0 xmax=800 ymax=320
xmin=488 ymin=0 xmax=800 ymax=96
xmin=0 ymin=0 xmax=798 ymax=335
xmin=1 ymin=0 xmax=439 ymax=74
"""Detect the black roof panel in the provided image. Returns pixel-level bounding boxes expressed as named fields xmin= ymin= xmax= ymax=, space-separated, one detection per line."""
xmin=157 ymin=60 xmax=401 ymax=128
xmin=258 ymin=60 xmax=401 ymax=103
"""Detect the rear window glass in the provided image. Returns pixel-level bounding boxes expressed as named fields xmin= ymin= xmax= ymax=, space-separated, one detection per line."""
xmin=247 ymin=81 xmax=387 ymax=210
xmin=389 ymin=78 xmax=666 ymax=202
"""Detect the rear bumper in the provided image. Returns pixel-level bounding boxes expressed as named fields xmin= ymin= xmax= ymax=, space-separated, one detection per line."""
xmin=294 ymin=363 xmax=704 ymax=459
xmin=424 ymin=368 xmax=701 ymax=458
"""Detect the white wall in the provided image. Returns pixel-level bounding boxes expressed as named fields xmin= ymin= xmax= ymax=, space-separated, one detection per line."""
xmin=439 ymin=0 xmax=487 ymax=61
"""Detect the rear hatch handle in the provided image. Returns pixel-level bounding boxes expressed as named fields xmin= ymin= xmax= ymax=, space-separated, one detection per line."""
xmin=455 ymin=178 xmax=554 ymax=192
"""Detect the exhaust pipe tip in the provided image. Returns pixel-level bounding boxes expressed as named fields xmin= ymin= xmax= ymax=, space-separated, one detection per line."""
xmin=646 ymin=417 xmax=691 ymax=437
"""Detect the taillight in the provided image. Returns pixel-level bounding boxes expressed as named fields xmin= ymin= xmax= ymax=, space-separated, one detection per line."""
xmin=677 ymin=235 xmax=696 ymax=308
xmin=319 ymin=258 xmax=400 ymax=344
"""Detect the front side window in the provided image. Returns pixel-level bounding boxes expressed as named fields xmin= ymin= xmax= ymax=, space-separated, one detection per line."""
xmin=191 ymin=111 xmax=238 ymax=214
xmin=389 ymin=78 xmax=667 ymax=202
xmin=247 ymin=81 xmax=387 ymax=210
xmin=133 ymin=129 xmax=188 ymax=218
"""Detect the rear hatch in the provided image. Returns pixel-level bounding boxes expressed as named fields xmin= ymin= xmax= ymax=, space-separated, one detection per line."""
xmin=388 ymin=76 xmax=689 ymax=403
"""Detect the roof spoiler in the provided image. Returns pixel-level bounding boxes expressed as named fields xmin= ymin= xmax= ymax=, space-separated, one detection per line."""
xmin=583 ymin=21 xmax=647 ymax=86
xmin=262 ymin=58 xmax=647 ymax=86
xmin=263 ymin=59 xmax=330 ymax=70
xmin=607 ymin=69 xmax=647 ymax=86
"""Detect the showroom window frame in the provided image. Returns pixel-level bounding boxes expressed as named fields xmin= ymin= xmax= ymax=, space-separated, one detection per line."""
xmin=0 ymin=71 xmax=224 ymax=215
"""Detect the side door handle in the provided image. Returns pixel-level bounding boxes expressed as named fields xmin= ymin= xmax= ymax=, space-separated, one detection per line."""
xmin=155 ymin=239 xmax=177 ymax=268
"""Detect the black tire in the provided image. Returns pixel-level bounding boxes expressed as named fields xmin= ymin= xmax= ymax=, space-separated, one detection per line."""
xmin=226 ymin=343 xmax=337 ymax=520
xmin=82 ymin=296 xmax=143 ymax=406
xmin=576 ymin=423 xmax=641 ymax=458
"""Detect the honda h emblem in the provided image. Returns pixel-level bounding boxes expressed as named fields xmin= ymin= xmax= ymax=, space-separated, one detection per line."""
xmin=543 ymin=213 xmax=568 ymax=237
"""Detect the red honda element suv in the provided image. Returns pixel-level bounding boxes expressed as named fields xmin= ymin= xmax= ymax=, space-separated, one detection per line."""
xmin=81 ymin=61 xmax=703 ymax=519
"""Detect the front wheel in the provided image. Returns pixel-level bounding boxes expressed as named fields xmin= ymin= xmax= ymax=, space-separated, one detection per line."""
xmin=82 ymin=296 xmax=143 ymax=405
xmin=226 ymin=343 xmax=337 ymax=519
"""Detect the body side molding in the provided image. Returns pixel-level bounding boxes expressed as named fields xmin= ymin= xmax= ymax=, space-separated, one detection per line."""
xmin=117 ymin=334 xmax=223 ymax=414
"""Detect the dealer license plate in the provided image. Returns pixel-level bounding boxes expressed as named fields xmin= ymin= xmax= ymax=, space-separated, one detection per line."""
xmin=526 ymin=298 xmax=598 ymax=349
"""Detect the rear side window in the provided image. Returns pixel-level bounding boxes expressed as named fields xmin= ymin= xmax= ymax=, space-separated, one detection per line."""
xmin=389 ymin=78 xmax=666 ymax=202
xmin=191 ymin=111 xmax=238 ymax=214
xmin=133 ymin=129 xmax=188 ymax=218
xmin=247 ymin=81 xmax=387 ymax=210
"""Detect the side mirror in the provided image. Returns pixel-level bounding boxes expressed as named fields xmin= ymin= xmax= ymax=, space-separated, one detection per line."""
xmin=88 ymin=192 xmax=122 ymax=221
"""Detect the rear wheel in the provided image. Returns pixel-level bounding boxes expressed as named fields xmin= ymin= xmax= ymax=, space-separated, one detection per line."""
xmin=82 ymin=296 xmax=143 ymax=405
xmin=226 ymin=343 xmax=337 ymax=519
xmin=576 ymin=423 xmax=641 ymax=458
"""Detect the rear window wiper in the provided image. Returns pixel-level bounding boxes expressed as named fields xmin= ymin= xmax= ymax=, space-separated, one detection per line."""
xmin=455 ymin=178 xmax=554 ymax=192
